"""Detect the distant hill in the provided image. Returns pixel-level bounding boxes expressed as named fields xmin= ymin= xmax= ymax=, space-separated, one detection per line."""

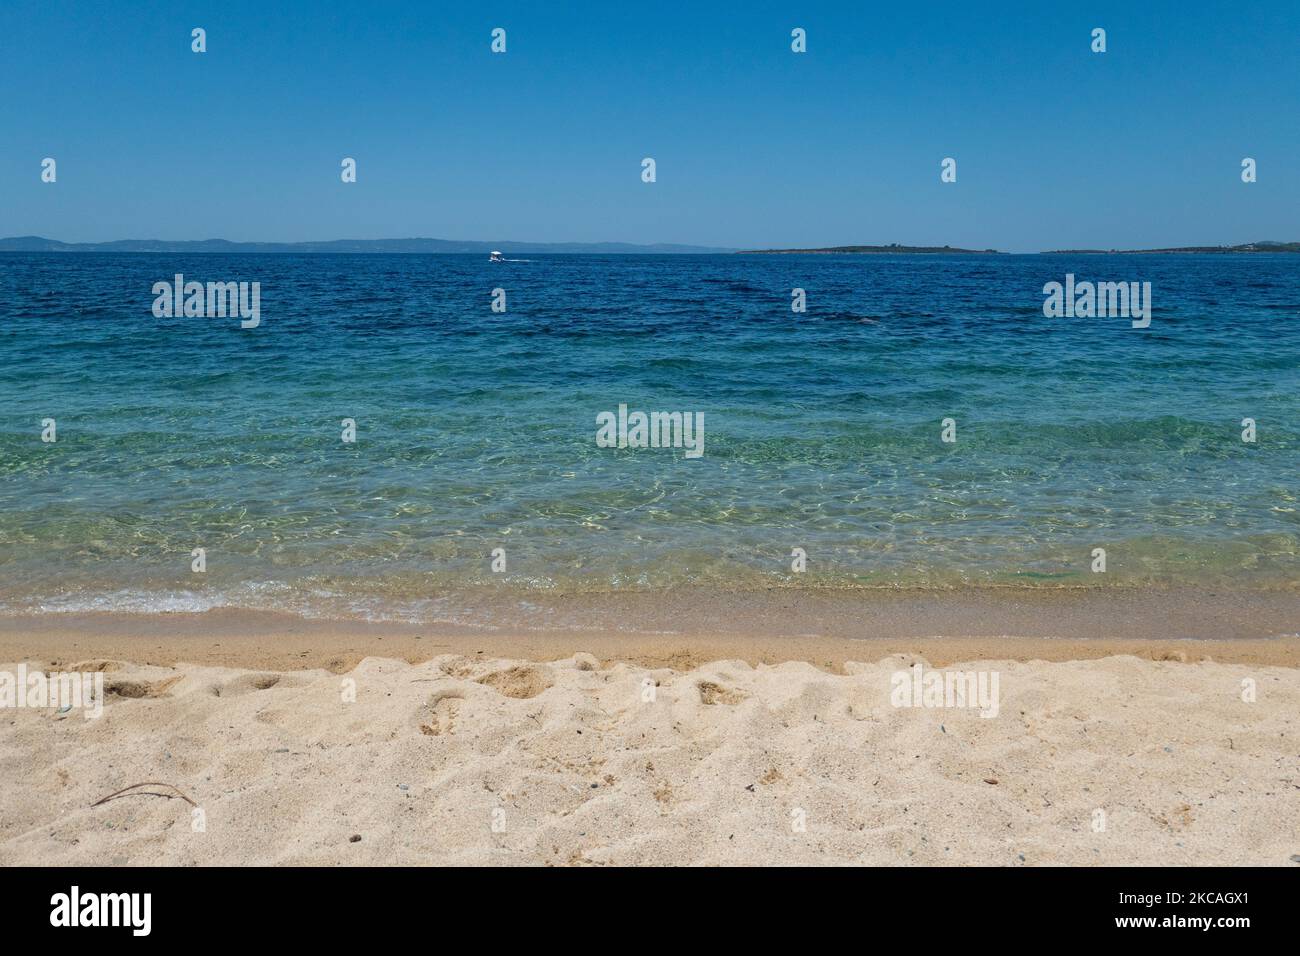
xmin=1042 ymin=241 xmax=1300 ymax=254
xmin=737 ymin=244 xmax=1001 ymax=254
xmin=0 ymin=236 xmax=734 ymax=255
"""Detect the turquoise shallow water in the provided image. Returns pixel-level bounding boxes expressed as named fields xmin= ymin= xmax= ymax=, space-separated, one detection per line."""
xmin=0 ymin=252 xmax=1296 ymax=621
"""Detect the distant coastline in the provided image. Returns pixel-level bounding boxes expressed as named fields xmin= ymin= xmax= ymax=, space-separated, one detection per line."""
xmin=740 ymin=241 xmax=1300 ymax=255
xmin=1041 ymin=242 xmax=1300 ymax=254
xmin=3 ymin=236 xmax=1298 ymax=255
xmin=737 ymin=244 xmax=1001 ymax=255
xmin=0 ymin=236 xmax=734 ymax=255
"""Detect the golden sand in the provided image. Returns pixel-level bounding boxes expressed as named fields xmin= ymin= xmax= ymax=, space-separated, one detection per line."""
xmin=1 ymin=642 xmax=1296 ymax=866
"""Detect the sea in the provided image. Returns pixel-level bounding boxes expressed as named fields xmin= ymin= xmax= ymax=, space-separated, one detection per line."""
xmin=0 ymin=252 xmax=1295 ymax=625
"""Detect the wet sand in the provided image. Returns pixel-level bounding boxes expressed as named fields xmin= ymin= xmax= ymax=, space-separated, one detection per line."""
xmin=1 ymin=586 xmax=1296 ymax=673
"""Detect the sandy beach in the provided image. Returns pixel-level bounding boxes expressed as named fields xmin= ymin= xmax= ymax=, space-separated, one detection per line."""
xmin=3 ymin=585 xmax=1298 ymax=673
xmin=5 ymin=0 xmax=1300 ymax=889
xmin=2 ymin=606 xmax=1297 ymax=866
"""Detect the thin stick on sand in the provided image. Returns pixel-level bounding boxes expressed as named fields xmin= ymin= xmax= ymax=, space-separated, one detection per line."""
xmin=90 ymin=782 xmax=198 ymax=808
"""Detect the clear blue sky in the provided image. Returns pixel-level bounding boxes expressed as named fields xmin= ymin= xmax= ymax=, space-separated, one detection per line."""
xmin=2 ymin=0 xmax=1296 ymax=251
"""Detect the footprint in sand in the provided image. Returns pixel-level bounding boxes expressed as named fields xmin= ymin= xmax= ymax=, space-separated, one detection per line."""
xmin=697 ymin=681 xmax=747 ymax=706
xmin=418 ymin=692 xmax=465 ymax=736
xmin=208 ymin=672 xmax=311 ymax=698
xmin=105 ymin=675 xmax=183 ymax=699
xmin=476 ymin=665 xmax=553 ymax=700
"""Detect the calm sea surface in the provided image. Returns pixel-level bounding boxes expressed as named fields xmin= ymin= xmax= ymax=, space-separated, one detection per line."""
xmin=1 ymin=252 xmax=1296 ymax=623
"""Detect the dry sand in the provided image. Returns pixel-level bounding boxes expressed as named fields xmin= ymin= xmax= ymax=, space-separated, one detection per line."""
xmin=2 ymin=647 xmax=1297 ymax=866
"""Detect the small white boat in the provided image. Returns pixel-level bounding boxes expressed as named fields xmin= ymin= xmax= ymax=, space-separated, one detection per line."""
xmin=489 ymin=250 xmax=505 ymax=262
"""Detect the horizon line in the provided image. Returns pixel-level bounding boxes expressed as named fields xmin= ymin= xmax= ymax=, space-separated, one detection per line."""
xmin=2 ymin=236 xmax=1298 ymax=256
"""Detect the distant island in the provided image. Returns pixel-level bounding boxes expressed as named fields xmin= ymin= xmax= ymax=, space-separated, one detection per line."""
xmin=741 ymin=241 xmax=1300 ymax=255
xmin=1041 ymin=241 xmax=1300 ymax=254
xmin=4 ymin=236 xmax=1297 ymax=256
xmin=737 ymin=244 xmax=1001 ymax=255
xmin=0 ymin=236 xmax=734 ymax=255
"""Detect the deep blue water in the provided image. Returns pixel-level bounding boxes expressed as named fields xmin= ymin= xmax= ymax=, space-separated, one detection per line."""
xmin=0 ymin=252 xmax=1296 ymax=621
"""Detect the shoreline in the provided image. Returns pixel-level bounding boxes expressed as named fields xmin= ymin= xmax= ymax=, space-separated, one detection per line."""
xmin=2 ymin=582 xmax=1297 ymax=671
